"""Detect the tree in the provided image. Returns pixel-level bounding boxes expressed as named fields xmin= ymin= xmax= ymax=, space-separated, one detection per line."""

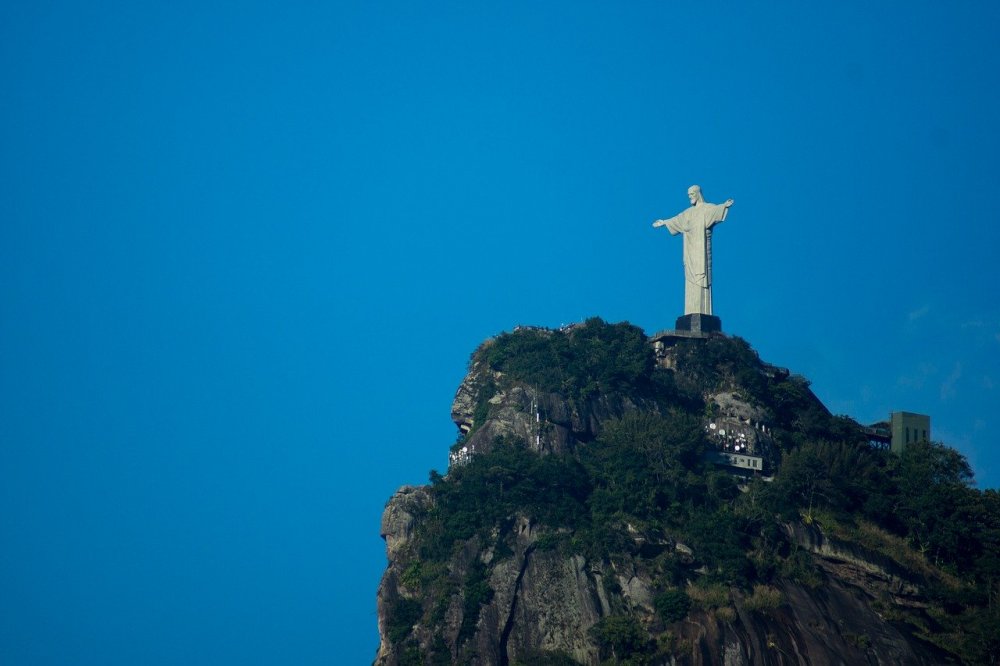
xmin=654 ymin=590 xmax=691 ymax=624
xmin=895 ymin=440 xmax=977 ymax=566
xmin=588 ymin=616 xmax=650 ymax=664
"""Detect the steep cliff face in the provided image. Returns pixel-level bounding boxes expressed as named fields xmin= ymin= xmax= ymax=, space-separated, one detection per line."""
xmin=376 ymin=496 xmax=948 ymax=665
xmin=449 ymin=338 xmax=662 ymax=461
xmin=374 ymin=320 xmax=991 ymax=665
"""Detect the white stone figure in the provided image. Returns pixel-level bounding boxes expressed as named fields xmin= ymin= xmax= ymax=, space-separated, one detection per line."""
xmin=652 ymin=185 xmax=734 ymax=315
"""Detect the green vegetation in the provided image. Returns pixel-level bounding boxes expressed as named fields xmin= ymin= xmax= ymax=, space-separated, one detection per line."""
xmin=399 ymin=320 xmax=1000 ymax=663
xmin=588 ymin=615 xmax=653 ymax=665
xmin=653 ymin=589 xmax=691 ymax=624
xmin=685 ymin=581 xmax=730 ymax=612
xmin=420 ymin=438 xmax=591 ymax=562
xmin=672 ymin=334 xmax=765 ymax=399
xmin=421 ymin=409 xmax=748 ymax=575
xmin=387 ymin=597 xmax=423 ymax=644
xmin=482 ymin=319 xmax=654 ymax=402
xmin=457 ymin=561 xmax=494 ymax=644
xmin=764 ymin=438 xmax=1000 ymax=578
xmin=741 ymin=584 xmax=783 ymax=613
xmin=397 ymin=644 xmax=422 ymax=666
xmin=759 ymin=437 xmax=1000 ymax=660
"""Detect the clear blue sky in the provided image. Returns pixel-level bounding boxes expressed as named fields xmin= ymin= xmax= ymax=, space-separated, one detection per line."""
xmin=2 ymin=2 xmax=999 ymax=664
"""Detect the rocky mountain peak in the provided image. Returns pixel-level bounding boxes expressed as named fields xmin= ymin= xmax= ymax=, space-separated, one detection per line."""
xmin=374 ymin=319 xmax=999 ymax=665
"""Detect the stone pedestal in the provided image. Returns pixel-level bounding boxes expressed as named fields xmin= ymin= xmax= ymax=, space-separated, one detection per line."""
xmin=675 ymin=313 xmax=722 ymax=334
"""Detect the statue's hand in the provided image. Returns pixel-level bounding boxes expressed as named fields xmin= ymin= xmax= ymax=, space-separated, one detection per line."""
xmin=724 ymin=199 xmax=734 ymax=208
xmin=652 ymin=220 xmax=665 ymax=228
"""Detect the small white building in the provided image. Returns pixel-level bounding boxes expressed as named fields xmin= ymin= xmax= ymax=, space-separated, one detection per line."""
xmin=705 ymin=450 xmax=765 ymax=473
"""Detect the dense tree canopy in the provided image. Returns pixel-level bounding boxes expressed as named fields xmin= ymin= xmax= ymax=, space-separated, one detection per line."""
xmin=482 ymin=319 xmax=656 ymax=402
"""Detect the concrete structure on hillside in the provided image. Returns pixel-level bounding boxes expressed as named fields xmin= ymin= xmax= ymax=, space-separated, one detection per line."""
xmin=864 ymin=411 xmax=931 ymax=453
xmin=891 ymin=411 xmax=931 ymax=454
xmin=705 ymin=450 xmax=766 ymax=475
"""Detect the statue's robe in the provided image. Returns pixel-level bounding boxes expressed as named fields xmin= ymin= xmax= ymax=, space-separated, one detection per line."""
xmin=662 ymin=203 xmax=728 ymax=315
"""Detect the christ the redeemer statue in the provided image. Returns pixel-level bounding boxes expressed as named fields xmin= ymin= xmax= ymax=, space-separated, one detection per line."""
xmin=652 ymin=185 xmax=734 ymax=318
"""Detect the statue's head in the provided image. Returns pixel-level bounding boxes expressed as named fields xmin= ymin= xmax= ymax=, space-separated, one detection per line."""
xmin=687 ymin=185 xmax=703 ymax=206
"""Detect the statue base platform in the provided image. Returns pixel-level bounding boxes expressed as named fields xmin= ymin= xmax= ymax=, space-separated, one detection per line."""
xmin=675 ymin=313 xmax=722 ymax=334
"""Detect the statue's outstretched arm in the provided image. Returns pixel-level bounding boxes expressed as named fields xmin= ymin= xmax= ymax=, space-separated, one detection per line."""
xmin=652 ymin=214 xmax=678 ymax=229
xmin=720 ymin=199 xmax=734 ymax=222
